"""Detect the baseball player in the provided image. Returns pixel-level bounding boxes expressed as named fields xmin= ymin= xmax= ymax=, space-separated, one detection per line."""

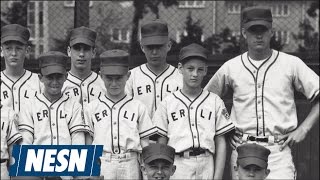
xmin=235 ymin=143 xmax=271 ymax=180
xmin=63 ymin=26 xmax=106 ymax=139
xmin=1 ymin=24 xmax=41 ymax=113
xmin=1 ymin=105 xmax=22 ymax=179
xmin=18 ymin=51 xmax=87 ymax=146
xmin=85 ymin=50 xmax=156 ymax=179
xmin=204 ymin=6 xmax=319 ymax=179
xmin=155 ymin=43 xmax=234 ymax=179
xmin=126 ymin=19 xmax=183 ymax=119
xmin=141 ymin=143 xmax=176 ymax=180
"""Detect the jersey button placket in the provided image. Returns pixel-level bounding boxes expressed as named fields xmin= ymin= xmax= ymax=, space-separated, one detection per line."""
xmin=112 ymin=106 xmax=119 ymax=153
xmin=50 ymin=106 xmax=58 ymax=144
xmin=189 ymin=106 xmax=199 ymax=147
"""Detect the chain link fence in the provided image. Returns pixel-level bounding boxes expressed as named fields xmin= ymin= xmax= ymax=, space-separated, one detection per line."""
xmin=1 ymin=1 xmax=319 ymax=59
xmin=1 ymin=1 xmax=319 ymax=179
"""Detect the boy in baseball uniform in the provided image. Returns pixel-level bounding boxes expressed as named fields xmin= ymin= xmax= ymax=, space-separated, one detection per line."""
xmin=126 ymin=19 xmax=183 ymax=119
xmin=155 ymin=43 xmax=234 ymax=179
xmin=235 ymin=143 xmax=271 ymax=180
xmin=1 ymin=104 xmax=22 ymax=179
xmin=85 ymin=49 xmax=156 ymax=179
xmin=63 ymin=27 xmax=106 ymax=143
xmin=1 ymin=24 xmax=41 ymax=113
xmin=18 ymin=51 xmax=87 ymax=146
xmin=205 ymin=6 xmax=319 ymax=179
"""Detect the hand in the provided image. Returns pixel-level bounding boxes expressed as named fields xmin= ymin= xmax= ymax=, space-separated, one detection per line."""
xmin=228 ymin=131 xmax=242 ymax=149
xmin=278 ymin=126 xmax=308 ymax=151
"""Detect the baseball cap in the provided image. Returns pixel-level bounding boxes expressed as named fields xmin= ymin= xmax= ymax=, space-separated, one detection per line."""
xmin=100 ymin=49 xmax=129 ymax=75
xmin=38 ymin=51 xmax=68 ymax=76
xmin=142 ymin=144 xmax=175 ymax=164
xmin=69 ymin=26 xmax=97 ymax=46
xmin=1 ymin=24 xmax=30 ymax=44
xmin=179 ymin=43 xmax=209 ymax=63
xmin=237 ymin=143 xmax=271 ymax=168
xmin=242 ymin=6 xmax=273 ymax=29
xmin=140 ymin=19 xmax=169 ymax=45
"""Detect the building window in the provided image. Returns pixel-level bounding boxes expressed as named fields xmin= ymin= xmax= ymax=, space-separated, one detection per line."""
xmin=228 ymin=3 xmax=241 ymax=14
xmin=178 ymin=1 xmax=205 ymax=8
xmin=271 ymin=4 xmax=289 ymax=17
xmin=64 ymin=1 xmax=93 ymax=7
xmin=275 ymin=31 xmax=290 ymax=44
xmin=111 ymin=28 xmax=130 ymax=43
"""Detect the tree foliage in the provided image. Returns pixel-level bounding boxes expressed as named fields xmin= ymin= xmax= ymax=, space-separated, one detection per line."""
xmin=292 ymin=2 xmax=319 ymax=52
xmin=1 ymin=0 xmax=29 ymax=26
xmin=130 ymin=0 xmax=178 ymax=55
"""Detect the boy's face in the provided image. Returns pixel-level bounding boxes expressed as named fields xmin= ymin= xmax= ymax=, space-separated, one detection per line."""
xmin=237 ymin=164 xmax=270 ymax=180
xmin=1 ymin=41 xmax=29 ymax=68
xmin=141 ymin=41 xmax=171 ymax=67
xmin=242 ymin=25 xmax=274 ymax=52
xmin=142 ymin=159 xmax=176 ymax=180
xmin=178 ymin=58 xmax=207 ymax=89
xmin=67 ymin=43 xmax=95 ymax=70
xmin=101 ymin=73 xmax=130 ymax=97
xmin=40 ymin=73 xmax=67 ymax=97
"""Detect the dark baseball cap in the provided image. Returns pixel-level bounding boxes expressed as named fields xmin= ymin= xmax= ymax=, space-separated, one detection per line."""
xmin=1 ymin=24 xmax=30 ymax=44
xmin=69 ymin=26 xmax=97 ymax=46
xmin=179 ymin=43 xmax=209 ymax=63
xmin=237 ymin=143 xmax=271 ymax=168
xmin=242 ymin=6 xmax=273 ymax=29
xmin=142 ymin=144 xmax=175 ymax=164
xmin=38 ymin=51 xmax=68 ymax=76
xmin=140 ymin=19 xmax=169 ymax=45
xmin=100 ymin=49 xmax=129 ymax=75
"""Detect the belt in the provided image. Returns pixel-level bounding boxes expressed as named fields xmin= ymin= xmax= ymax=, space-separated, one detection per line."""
xmin=176 ymin=148 xmax=206 ymax=157
xmin=235 ymin=130 xmax=280 ymax=144
xmin=247 ymin=135 xmax=269 ymax=143
xmin=0 ymin=159 xmax=7 ymax=163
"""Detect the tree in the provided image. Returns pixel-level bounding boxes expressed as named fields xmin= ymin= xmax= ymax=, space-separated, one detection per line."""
xmin=292 ymin=1 xmax=319 ymax=52
xmin=203 ymin=27 xmax=240 ymax=55
xmin=179 ymin=11 xmax=203 ymax=47
xmin=1 ymin=0 xmax=29 ymax=26
xmin=130 ymin=0 xmax=178 ymax=55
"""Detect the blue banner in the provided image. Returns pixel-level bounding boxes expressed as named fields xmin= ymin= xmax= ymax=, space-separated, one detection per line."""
xmin=9 ymin=145 xmax=103 ymax=177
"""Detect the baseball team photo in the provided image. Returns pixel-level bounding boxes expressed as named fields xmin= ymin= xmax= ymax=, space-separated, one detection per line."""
xmin=1 ymin=0 xmax=319 ymax=180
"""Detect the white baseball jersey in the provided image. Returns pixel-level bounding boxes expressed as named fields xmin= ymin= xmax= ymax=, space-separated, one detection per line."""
xmin=85 ymin=94 xmax=156 ymax=154
xmin=18 ymin=93 xmax=88 ymax=145
xmin=1 ymin=107 xmax=22 ymax=160
xmin=154 ymin=89 xmax=234 ymax=154
xmin=1 ymin=70 xmax=41 ymax=113
xmin=126 ymin=64 xmax=183 ymax=118
xmin=62 ymin=71 xmax=106 ymax=107
xmin=205 ymin=50 xmax=319 ymax=136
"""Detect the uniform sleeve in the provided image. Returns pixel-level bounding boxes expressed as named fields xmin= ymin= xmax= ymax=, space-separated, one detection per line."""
xmin=125 ymin=70 xmax=134 ymax=97
xmin=214 ymin=96 xmax=234 ymax=136
xmin=7 ymin=110 xmax=22 ymax=146
xmin=68 ymin=100 xmax=88 ymax=135
xmin=204 ymin=63 xmax=231 ymax=97
xmin=71 ymin=132 xmax=85 ymax=145
xmin=292 ymin=57 xmax=319 ymax=102
xmin=153 ymin=100 xmax=169 ymax=138
xmin=18 ymin=102 xmax=34 ymax=144
xmin=137 ymin=103 xmax=157 ymax=139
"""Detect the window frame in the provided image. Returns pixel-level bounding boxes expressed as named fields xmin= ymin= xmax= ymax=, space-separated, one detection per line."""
xmin=64 ymin=1 xmax=93 ymax=7
xmin=178 ymin=1 xmax=206 ymax=9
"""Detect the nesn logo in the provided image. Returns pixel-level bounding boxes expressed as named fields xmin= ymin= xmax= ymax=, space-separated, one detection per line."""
xmin=10 ymin=145 xmax=103 ymax=176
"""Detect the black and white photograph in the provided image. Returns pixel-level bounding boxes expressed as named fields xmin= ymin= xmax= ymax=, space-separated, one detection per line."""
xmin=1 ymin=0 xmax=319 ymax=180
